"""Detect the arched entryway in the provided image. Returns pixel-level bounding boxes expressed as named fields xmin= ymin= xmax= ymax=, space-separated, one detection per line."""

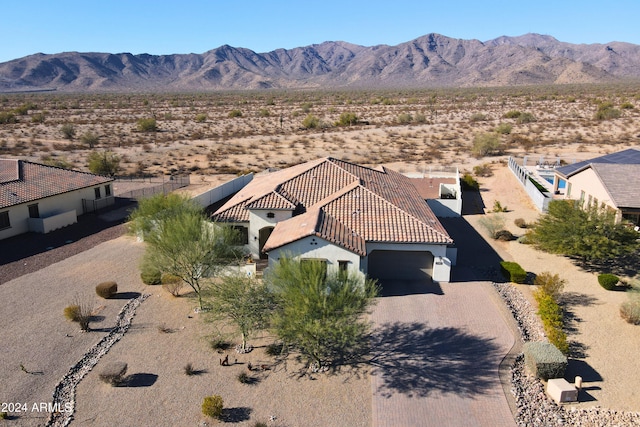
xmin=258 ymin=226 xmax=274 ymax=259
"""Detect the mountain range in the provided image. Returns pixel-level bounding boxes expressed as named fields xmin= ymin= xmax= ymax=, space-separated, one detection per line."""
xmin=1 ymin=33 xmax=640 ymax=92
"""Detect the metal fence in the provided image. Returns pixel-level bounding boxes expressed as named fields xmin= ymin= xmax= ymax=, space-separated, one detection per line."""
xmin=115 ymin=175 xmax=190 ymax=200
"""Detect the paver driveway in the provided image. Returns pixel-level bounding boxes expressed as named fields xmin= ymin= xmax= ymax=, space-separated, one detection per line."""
xmin=369 ymin=280 xmax=517 ymax=427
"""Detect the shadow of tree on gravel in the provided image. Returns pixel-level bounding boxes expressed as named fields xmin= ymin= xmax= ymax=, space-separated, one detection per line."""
xmin=369 ymin=321 xmax=502 ymax=398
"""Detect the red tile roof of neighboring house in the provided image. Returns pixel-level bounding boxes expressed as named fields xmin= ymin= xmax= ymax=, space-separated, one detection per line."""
xmin=212 ymin=157 xmax=453 ymax=254
xmin=0 ymin=159 xmax=113 ymax=209
xmin=410 ymin=177 xmax=457 ymax=200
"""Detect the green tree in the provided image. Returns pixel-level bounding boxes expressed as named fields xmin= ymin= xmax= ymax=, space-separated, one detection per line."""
xmin=137 ymin=117 xmax=157 ymax=132
xmin=529 ymin=200 xmax=640 ymax=262
xmin=205 ymin=275 xmax=274 ymax=352
xmin=60 ymin=123 xmax=76 ymax=140
xmin=471 ymin=132 xmax=501 ymax=158
xmin=80 ymin=131 xmax=100 ymax=148
xmin=266 ymin=257 xmax=378 ymax=367
xmin=87 ymin=151 xmax=120 ymax=176
xmin=128 ymin=193 xmax=202 ymax=239
xmin=336 ymin=112 xmax=358 ymax=126
xmin=144 ymin=211 xmax=244 ymax=309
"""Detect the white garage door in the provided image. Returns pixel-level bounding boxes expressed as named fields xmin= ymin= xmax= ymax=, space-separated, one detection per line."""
xmin=367 ymin=250 xmax=433 ymax=283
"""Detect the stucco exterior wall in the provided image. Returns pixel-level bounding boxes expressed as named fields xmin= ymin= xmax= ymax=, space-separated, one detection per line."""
xmin=267 ymin=236 xmax=362 ymax=277
xmin=0 ymin=184 xmax=107 ymax=240
xmin=565 ymin=168 xmax=616 ymax=210
xmin=247 ymin=209 xmax=293 ymax=257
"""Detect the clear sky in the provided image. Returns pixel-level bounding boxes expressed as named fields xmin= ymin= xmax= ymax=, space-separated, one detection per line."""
xmin=2 ymin=0 xmax=639 ymax=63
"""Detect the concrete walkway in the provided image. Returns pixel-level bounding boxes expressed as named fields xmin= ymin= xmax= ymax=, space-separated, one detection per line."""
xmin=369 ymin=280 xmax=517 ymax=427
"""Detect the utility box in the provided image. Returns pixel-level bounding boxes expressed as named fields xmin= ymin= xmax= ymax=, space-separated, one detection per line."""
xmin=547 ymin=378 xmax=578 ymax=404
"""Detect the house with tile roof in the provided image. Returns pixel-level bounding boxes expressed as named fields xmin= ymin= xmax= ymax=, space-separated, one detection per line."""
xmin=212 ymin=157 xmax=455 ymax=283
xmin=0 ymin=159 xmax=114 ymax=240
xmin=553 ymin=148 xmax=640 ymax=226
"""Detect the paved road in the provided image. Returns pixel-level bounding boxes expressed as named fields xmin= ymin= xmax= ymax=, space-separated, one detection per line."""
xmin=369 ymin=280 xmax=517 ymax=427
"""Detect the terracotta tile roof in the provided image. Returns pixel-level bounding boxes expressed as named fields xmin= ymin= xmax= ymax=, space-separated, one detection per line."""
xmin=591 ymin=163 xmax=640 ymax=208
xmin=213 ymin=157 xmax=453 ymax=254
xmin=410 ymin=177 xmax=457 ymax=200
xmin=0 ymin=159 xmax=113 ymax=209
xmin=246 ymin=191 xmax=296 ymax=210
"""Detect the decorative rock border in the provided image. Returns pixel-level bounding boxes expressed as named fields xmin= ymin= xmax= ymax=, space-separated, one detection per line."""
xmin=492 ymin=283 xmax=640 ymax=426
xmin=46 ymin=293 xmax=149 ymax=427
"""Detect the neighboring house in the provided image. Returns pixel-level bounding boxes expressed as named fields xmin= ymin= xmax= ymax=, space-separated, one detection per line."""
xmin=0 ymin=159 xmax=114 ymax=240
xmin=553 ymin=148 xmax=640 ymax=226
xmin=212 ymin=157 xmax=455 ymax=283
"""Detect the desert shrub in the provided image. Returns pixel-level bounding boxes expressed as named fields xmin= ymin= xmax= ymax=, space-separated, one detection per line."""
xmin=460 ymin=173 xmax=479 ymax=190
xmin=500 ymin=261 xmax=527 ymax=284
xmin=202 ymin=395 xmax=224 ymax=419
xmin=523 ymin=341 xmax=567 ymax=379
xmin=514 ymin=218 xmax=527 ymax=228
xmin=495 ymin=229 xmax=516 ymax=241
xmin=336 ymin=112 xmax=358 ymax=126
xmin=258 ymin=108 xmax=270 ymax=117
xmin=162 ymin=274 xmax=184 ymax=296
xmin=397 ymin=113 xmax=413 ymax=124
xmin=472 ymin=163 xmax=493 ymax=177
xmin=471 ymin=132 xmax=501 ymax=158
xmin=195 ymin=113 xmax=207 ymax=123
xmin=598 ymin=273 xmax=619 ymax=290
xmin=99 ymin=362 xmax=128 ymax=386
xmin=534 ymin=272 xmax=565 ymax=299
xmin=479 ymin=214 xmax=506 ymax=239
xmin=237 ymin=372 xmax=251 ymax=383
xmin=31 ymin=112 xmax=46 ymax=123
xmin=96 ymin=281 xmax=118 ymax=299
xmin=140 ymin=267 xmax=162 ymax=285
xmin=0 ymin=111 xmax=17 ymax=124
xmin=228 ymin=109 xmax=243 ymax=118
xmin=0 ymin=411 xmax=7 ymax=419
xmin=137 ymin=118 xmax=157 ymax=132
xmin=620 ymin=102 xmax=634 ymax=110
xmin=184 ymin=363 xmax=195 ymax=375
xmin=66 ymin=296 xmax=93 ymax=331
xmin=87 ymin=151 xmax=120 ymax=176
xmin=253 ymin=422 xmax=268 ymax=427
xmin=60 ymin=123 xmax=76 ymax=139
xmin=594 ymin=102 xmax=621 ymax=120
xmin=533 ymin=289 xmax=569 ymax=353
xmin=516 ymin=112 xmax=537 ymax=124
xmin=469 ymin=112 xmax=487 ymax=122
xmin=302 ymin=113 xmax=319 ymax=129
xmin=492 ymin=200 xmax=507 ymax=212
xmin=63 ymin=305 xmax=81 ymax=322
xmin=80 ymin=131 xmax=100 ymax=148
xmin=620 ymin=292 xmax=640 ymax=325
xmin=495 ymin=122 xmax=513 ymax=134
xmin=503 ymin=110 xmax=522 ymax=119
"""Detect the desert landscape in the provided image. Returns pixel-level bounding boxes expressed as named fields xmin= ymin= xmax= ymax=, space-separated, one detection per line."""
xmin=1 ymin=84 xmax=639 ymax=178
xmin=1 ymin=84 xmax=640 ymax=426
